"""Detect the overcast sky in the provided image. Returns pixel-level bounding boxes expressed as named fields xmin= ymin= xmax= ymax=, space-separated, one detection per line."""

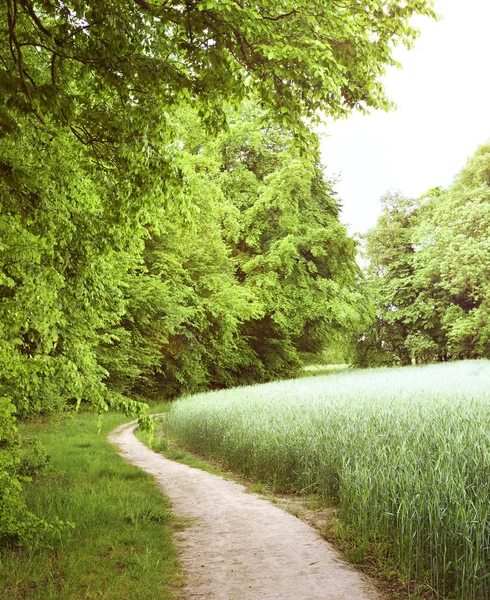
xmin=319 ymin=0 xmax=490 ymax=235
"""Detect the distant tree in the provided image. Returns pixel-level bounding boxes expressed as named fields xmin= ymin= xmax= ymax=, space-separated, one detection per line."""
xmin=357 ymin=192 xmax=433 ymax=365
xmin=415 ymin=144 xmax=490 ymax=359
xmin=358 ymin=142 xmax=490 ymax=366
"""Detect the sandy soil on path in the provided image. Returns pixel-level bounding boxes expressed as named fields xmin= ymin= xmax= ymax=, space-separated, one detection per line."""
xmin=109 ymin=422 xmax=384 ymax=600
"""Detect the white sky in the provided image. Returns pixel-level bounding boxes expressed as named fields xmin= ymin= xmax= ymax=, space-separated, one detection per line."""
xmin=319 ymin=0 xmax=490 ymax=235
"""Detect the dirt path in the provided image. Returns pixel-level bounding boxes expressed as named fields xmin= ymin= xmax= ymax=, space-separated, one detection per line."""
xmin=109 ymin=422 xmax=383 ymax=600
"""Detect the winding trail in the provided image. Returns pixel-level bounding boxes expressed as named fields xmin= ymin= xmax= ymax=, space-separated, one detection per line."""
xmin=109 ymin=422 xmax=383 ymax=600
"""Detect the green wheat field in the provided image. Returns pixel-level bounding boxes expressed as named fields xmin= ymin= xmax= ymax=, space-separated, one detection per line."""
xmin=167 ymin=360 xmax=490 ymax=599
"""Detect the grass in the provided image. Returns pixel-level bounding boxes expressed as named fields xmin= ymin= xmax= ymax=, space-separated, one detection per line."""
xmin=0 ymin=411 xmax=182 ymax=600
xmin=301 ymin=363 xmax=351 ymax=377
xmin=166 ymin=360 xmax=490 ymax=600
xmin=136 ymin=413 xmax=225 ymax=478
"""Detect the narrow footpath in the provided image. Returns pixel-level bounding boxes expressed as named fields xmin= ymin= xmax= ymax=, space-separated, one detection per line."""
xmin=110 ymin=422 xmax=383 ymax=600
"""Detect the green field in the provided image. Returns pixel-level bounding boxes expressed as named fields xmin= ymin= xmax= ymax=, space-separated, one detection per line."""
xmin=167 ymin=360 xmax=490 ymax=599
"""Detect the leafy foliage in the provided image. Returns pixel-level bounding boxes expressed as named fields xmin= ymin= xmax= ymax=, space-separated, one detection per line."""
xmin=358 ymin=142 xmax=490 ymax=366
xmin=215 ymin=107 xmax=368 ymax=378
xmin=101 ymin=104 xmax=368 ymax=397
xmin=1 ymin=0 xmax=436 ymax=141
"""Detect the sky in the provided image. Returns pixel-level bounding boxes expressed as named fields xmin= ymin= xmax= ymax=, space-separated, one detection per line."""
xmin=319 ymin=0 xmax=490 ymax=235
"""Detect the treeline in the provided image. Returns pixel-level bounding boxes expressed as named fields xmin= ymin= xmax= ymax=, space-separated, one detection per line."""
xmin=1 ymin=101 xmax=365 ymax=418
xmin=102 ymin=105 xmax=366 ymax=400
xmin=357 ymin=142 xmax=490 ymax=367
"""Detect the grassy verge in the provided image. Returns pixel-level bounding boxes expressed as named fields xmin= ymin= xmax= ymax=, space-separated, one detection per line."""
xmin=301 ymin=363 xmax=351 ymax=378
xmin=0 ymin=411 xmax=182 ymax=600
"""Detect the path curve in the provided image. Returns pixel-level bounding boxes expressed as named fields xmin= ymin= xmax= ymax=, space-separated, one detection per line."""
xmin=109 ymin=422 xmax=383 ymax=600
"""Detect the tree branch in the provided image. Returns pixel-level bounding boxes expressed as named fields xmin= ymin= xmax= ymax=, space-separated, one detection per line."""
xmin=260 ymin=10 xmax=297 ymax=22
xmin=134 ymin=0 xmax=151 ymax=10
xmin=18 ymin=0 xmax=53 ymax=39
xmin=7 ymin=0 xmax=32 ymax=101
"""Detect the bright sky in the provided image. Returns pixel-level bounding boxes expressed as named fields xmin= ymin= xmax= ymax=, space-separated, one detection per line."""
xmin=319 ymin=0 xmax=490 ymax=235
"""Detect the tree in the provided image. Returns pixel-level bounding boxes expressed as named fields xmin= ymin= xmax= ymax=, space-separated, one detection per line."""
xmin=102 ymin=104 xmax=369 ymax=395
xmin=414 ymin=144 xmax=490 ymax=359
xmin=356 ymin=191 xmax=445 ymax=366
xmin=358 ymin=142 xmax=490 ymax=366
xmin=214 ymin=106 xmax=368 ymax=378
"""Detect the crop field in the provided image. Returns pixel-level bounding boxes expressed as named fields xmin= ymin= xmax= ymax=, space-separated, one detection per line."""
xmin=168 ymin=360 xmax=490 ymax=599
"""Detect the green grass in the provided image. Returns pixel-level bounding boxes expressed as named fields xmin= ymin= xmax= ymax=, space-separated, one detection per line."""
xmin=301 ymin=363 xmax=352 ymax=377
xmin=0 ymin=411 xmax=182 ymax=600
xmin=166 ymin=360 xmax=490 ymax=600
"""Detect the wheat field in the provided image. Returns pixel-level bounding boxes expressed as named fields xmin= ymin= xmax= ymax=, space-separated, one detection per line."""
xmin=168 ymin=361 xmax=490 ymax=599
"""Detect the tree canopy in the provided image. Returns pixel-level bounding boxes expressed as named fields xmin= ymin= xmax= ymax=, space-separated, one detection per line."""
xmin=357 ymin=142 xmax=490 ymax=367
xmin=3 ymin=0 xmax=436 ymax=135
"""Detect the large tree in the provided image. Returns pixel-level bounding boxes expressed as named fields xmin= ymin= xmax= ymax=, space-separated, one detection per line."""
xmin=215 ymin=104 xmax=367 ymax=377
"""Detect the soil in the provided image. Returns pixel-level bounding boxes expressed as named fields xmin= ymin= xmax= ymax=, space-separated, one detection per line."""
xmin=109 ymin=422 xmax=384 ymax=600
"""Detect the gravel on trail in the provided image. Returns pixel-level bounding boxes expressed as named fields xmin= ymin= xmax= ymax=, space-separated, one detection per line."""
xmin=109 ymin=422 xmax=384 ymax=600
